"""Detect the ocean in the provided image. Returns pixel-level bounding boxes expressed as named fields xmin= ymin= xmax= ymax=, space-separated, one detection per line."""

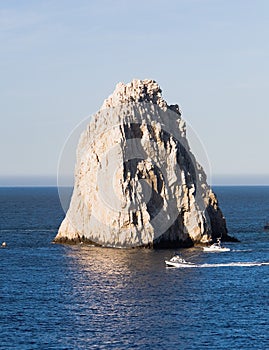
xmin=0 ymin=186 xmax=268 ymax=349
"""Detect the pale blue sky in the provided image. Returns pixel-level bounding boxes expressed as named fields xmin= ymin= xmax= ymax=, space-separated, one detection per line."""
xmin=1 ymin=0 xmax=268 ymax=185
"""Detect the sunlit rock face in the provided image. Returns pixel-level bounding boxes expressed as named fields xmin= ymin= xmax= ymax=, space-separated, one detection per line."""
xmin=55 ymin=79 xmax=231 ymax=248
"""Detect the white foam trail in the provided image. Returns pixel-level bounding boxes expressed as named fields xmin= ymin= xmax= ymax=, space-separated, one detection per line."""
xmin=200 ymin=262 xmax=269 ymax=268
xmin=168 ymin=262 xmax=269 ymax=268
xmin=231 ymin=249 xmax=253 ymax=252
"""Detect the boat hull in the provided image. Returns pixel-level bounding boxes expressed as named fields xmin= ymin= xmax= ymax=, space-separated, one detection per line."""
xmin=203 ymin=247 xmax=230 ymax=252
xmin=165 ymin=260 xmax=196 ymax=268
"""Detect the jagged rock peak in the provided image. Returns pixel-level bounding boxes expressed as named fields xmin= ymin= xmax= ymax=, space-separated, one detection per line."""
xmin=101 ymin=79 xmax=181 ymax=115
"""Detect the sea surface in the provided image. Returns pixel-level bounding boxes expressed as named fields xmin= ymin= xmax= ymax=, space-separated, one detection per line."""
xmin=0 ymin=186 xmax=269 ymax=349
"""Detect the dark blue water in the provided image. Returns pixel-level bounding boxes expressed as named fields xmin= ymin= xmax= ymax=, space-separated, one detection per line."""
xmin=0 ymin=187 xmax=268 ymax=349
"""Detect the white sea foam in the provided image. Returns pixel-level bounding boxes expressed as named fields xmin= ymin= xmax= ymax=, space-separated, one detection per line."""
xmin=168 ymin=261 xmax=269 ymax=268
xmin=231 ymin=249 xmax=253 ymax=252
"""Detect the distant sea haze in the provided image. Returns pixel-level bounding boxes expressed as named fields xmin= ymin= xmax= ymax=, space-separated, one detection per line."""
xmin=212 ymin=174 xmax=269 ymax=186
xmin=0 ymin=174 xmax=269 ymax=186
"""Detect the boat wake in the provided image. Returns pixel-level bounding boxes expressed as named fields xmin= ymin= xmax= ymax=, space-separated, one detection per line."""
xmin=166 ymin=261 xmax=269 ymax=268
xmin=230 ymin=249 xmax=253 ymax=252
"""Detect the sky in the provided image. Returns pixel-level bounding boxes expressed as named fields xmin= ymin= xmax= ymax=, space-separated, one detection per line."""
xmin=1 ymin=0 xmax=269 ymax=186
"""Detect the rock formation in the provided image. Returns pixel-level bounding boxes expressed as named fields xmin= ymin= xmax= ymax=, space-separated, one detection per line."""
xmin=55 ymin=79 xmax=235 ymax=248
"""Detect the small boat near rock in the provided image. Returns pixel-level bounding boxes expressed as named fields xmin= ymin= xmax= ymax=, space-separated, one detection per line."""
xmin=165 ymin=253 xmax=195 ymax=268
xmin=203 ymin=239 xmax=230 ymax=252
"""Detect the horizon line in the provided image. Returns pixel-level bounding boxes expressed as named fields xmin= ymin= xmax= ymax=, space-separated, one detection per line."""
xmin=0 ymin=174 xmax=268 ymax=187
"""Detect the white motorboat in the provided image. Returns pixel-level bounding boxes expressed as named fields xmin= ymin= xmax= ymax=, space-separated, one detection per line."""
xmin=203 ymin=239 xmax=230 ymax=252
xmin=165 ymin=253 xmax=195 ymax=268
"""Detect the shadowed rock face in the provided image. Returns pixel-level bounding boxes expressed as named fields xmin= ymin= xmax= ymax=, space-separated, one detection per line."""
xmin=55 ymin=79 xmax=235 ymax=248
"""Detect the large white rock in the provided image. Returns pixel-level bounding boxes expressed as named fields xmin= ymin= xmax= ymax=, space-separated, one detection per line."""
xmin=55 ymin=79 xmax=231 ymax=248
